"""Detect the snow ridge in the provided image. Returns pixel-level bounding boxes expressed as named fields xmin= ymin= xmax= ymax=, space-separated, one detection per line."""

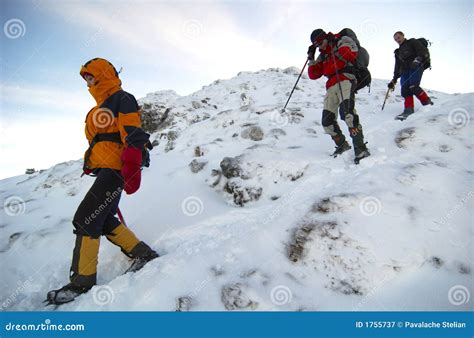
xmin=0 ymin=67 xmax=472 ymax=311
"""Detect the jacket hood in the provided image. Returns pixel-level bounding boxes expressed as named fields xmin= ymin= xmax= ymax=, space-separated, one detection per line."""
xmin=80 ymin=58 xmax=122 ymax=105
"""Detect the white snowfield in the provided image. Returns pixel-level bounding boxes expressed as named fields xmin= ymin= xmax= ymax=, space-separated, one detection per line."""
xmin=0 ymin=68 xmax=472 ymax=311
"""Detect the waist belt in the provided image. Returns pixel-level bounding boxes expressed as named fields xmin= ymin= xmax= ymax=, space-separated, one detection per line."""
xmin=83 ymin=132 xmax=122 ymax=171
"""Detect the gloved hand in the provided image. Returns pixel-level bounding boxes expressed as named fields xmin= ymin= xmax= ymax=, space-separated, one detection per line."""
xmin=387 ymin=79 xmax=397 ymax=90
xmin=411 ymin=57 xmax=422 ymax=69
xmin=83 ymin=168 xmax=93 ymax=176
xmin=121 ymin=147 xmax=142 ymax=194
xmin=307 ymin=44 xmax=316 ymax=60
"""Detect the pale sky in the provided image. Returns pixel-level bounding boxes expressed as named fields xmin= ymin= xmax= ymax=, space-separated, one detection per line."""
xmin=1 ymin=0 xmax=473 ymax=179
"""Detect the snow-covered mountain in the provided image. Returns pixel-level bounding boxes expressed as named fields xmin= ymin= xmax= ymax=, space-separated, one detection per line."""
xmin=1 ymin=67 xmax=472 ymax=311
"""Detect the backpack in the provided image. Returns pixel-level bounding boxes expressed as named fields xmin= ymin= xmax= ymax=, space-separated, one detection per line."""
xmin=337 ymin=28 xmax=371 ymax=92
xmin=415 ymin=37 xmax=431 ymax=69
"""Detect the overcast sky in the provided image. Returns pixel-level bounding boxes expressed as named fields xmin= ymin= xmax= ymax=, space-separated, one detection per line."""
xmin=1 ymin=0 xmax=472 ymax=179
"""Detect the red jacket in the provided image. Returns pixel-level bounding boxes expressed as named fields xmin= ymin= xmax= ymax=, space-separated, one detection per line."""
xmin=308 ymin=34 xmax=358 ymax=89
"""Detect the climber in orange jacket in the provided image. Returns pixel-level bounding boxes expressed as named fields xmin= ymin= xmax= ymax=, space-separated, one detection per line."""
xmin=46 ymin=58 xmax=158 ymax=305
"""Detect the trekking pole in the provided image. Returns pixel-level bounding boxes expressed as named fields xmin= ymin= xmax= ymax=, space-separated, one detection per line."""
xmin=117 ymin=207 xmax=127 ymax=227
xmin=282 ymin=59 xmax=309 ymax=112
xmin=381 ymin=88 xmax=393 ymax=111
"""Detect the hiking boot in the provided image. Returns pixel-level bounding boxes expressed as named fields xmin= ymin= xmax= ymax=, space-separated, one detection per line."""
xmin=124 ymin=241 xmax=159 ymax=274
xmin=45 ymin=283 xmax=91 ymax=305
xmin=421 ymin=98 xmax=433 ymax=106
xmin=354 ymin=144 xmax=371 ymax=164
xmin=395 ymin=107 xmax=415 ymax=121
xmin=332 ymin=141 xmax=351 ymax=157
xmin=125 ymin=255 xmax=159 ymax=274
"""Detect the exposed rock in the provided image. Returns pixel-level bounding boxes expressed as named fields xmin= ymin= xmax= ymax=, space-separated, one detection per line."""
xmin=283 ymin=67 xmax=299 ymax=75
xmin=332 ymin=279 xmax=363 ymax=295
xmin=209 ymin=169 xmax=223 ymax=187
xmin=311 ymin=197 xmax=341 ymax=214
xmin=141 ymin=105 xmax=171 ymax=134
xmin=167 ymin=130 xmax=179 ymax=141
xmin=241 ymin=126 xmax=264 ymax=141
xmin=223 ymin=181 xmax=263 ymax=207
xmin=241 ymin=122 xmax=256 ymax=128
xmin=395 ymin=127 xmax=416 ymax=149
xmin=165 ymin=141 xmax=175 ymax=153
xmin=191 ymin=101 xmax=202 ymax=109
xmin=439 ymin=144 xmax=451 ymax=153
xmin=194 ymin=146 xmax=204 ymax=157
xmin=457 ymin=262 xmax=471 ymax=274
xmin=288 ymin=171 xmax=304 ymax=181
xmin=176 ymin=296 xmax=193 ymax=312
xmin=221 ymin=283 xmax=258 ymax=310
xmin=288 ymin=221 xmax=316 ymax=263
xmin=211 ymin=265 xmax=225 ymax=276
xmin=220 ymin=157 xmax=243 ymax=179
xmin=288 ymin=220 xmax=339 ymax=263
xmin=268 ymin=128 xmax=286 ymax=139
xmin=428 ymin=256 xmax=444 ymax=269
xmin=189 ymin=159 xmax=208 ymax=173
xmin=190 ymin=112 xmax=211 ymax=124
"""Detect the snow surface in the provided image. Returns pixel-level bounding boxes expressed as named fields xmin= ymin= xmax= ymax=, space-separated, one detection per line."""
xmin=0 ymin=67 xmax=472 ymax=311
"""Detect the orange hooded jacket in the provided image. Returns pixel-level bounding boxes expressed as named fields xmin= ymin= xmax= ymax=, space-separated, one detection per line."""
xmin=79 ymin=58 xmax=149 ymax=171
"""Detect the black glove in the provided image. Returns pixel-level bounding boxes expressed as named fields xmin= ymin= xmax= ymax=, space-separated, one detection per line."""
xmin=411 ymin=57 xmax=422 ymax=69
xmin=388 ymin=79 xmax=397 ymax=90
xmin=307 ymin=44 xmax=316 ymax=60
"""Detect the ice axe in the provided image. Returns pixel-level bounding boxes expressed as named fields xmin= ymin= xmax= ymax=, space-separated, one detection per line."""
xmin=282 ymin=59 xmax=309 ymax=112
xmin=381 ymin=87 xmax=394 ymax=111
xmin=117 ymin=207 xmax=127 ymax=227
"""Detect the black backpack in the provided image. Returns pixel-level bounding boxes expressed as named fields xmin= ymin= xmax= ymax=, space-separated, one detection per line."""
xmin=338 ymin=28 xmax=371 ymax=92
xmin=415 ymin=38 xmax=431 ymax=69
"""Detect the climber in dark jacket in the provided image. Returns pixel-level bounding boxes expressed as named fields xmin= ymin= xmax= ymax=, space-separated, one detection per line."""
xmin=388 ymin=31 xmax=433 ymax=119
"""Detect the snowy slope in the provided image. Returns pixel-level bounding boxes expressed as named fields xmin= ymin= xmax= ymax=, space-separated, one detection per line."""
xmin=0 ymin=68 xmax=472 ymax=311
